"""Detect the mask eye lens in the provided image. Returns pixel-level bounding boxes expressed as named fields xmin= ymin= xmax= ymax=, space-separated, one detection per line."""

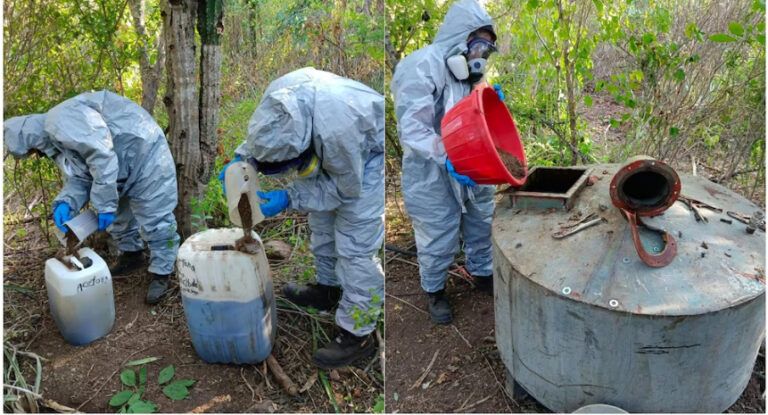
xmin=467 ymin=39 xmax=496 ymax=60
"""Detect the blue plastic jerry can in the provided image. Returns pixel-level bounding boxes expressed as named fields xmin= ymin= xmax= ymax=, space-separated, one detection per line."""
xmin=177 ymin=228 xmax=276 ymax=363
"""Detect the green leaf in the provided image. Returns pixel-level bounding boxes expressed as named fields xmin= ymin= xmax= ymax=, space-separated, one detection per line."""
xmin=758 ymin=22 xmax=765 ymax=32
xmin=685 ymin=23 xmax=697 ymax=39
xmin=4 ymin=284 xmax=32 ymax=293
xmin=609 ymin=118 xmax=620 ymax=128
xmin=158 ymin=365 xmax=175 ymax=385
xmin=176 ymin=379 xmax=196 ymax=387
xmin=526 ymin=0 xmax=539 ymax=9
xmin=673 ymin=68 xmax=685 ymax=82
xmin=128 ymin=400 xmax=158 ymax=413
xmin=109 ymin=390 xmax=134 ymax=407
xmin=642 ymin=33 xmax=655 ymax=44
xmin=163 ymin=382 xmax=190 ymax=401
xmin=139 ymin=366 xmax=147 ymax=386
xmin=125 ymin=357 xmax=160 ymax=367
xmin=757 ymin=34 xmax=765 ymax=45
xmin=669 ymin=126 xmax=680 ymax=137
xmin=373 ymin=394 xmax=385 ymax=413
xmin=121 ymin=370 xmax=136 ymax=387
xmin=709 ymin=33 xmax=736 ymax=42
xmin=728 ymin=22 xmax=744 ymax=37
xmin=584 ymin=95 xmax=593 ymax=107
xmin=127 ymin=392 xmax=142 ymax=406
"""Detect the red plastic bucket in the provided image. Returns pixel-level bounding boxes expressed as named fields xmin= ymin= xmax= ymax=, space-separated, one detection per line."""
xmin=441 ymin=84 xmax=527 ymax=186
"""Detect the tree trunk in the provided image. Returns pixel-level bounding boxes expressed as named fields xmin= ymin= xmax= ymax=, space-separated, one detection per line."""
xmin=197 ymin=0 xmax=223 ymax=218
xmin=162 ymin=0 xmax=200 ymax=240
xmin=129 ymin=0 xmax=165 ymax=115
xmin=558 ymin=0 xmax=579 ymax=166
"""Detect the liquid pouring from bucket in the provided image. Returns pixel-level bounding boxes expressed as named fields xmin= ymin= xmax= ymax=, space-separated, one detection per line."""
xmin=54 ymin=209 xmax=99 ymax=269
xmin=609 ymin=155 xmax=681 ymax=267
xmin=224 ymin=161 xmax=266 ymax=253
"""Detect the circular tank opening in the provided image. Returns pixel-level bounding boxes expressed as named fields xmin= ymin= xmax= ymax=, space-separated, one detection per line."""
xmin=621 ymin=171 xmax=670 ymax=208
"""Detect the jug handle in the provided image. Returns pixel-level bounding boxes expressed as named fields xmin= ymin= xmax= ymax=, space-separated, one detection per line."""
xmin=69 ymin=256 xmax=86 ymax=271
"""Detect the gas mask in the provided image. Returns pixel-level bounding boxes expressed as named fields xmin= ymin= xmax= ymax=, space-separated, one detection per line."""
xmin=447 ymin=37 xmax=497 ymax=83
xmin=465 ymin=38 xmax=496 ymax=84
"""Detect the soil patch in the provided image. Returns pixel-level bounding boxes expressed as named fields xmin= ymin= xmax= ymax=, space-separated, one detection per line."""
xmin=3 ymin=220 xmax=381 ymax=413
xmin=497 ymin=149 xmax=525 ymax=179
xmin=384 ymin=250 xmax=545 ymax=413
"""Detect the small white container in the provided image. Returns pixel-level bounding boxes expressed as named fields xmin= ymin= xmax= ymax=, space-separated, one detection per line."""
xmin=177 ymin=228 xmax=276 ymax=363
xmin=225 ymin=161 xmax=265 ymax=227
xmin=44 ymin=248 xmax=115 ymax=345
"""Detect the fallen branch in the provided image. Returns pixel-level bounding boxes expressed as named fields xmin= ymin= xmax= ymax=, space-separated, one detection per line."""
xmin=266 ymin=354 xmax=298 ymax=396
xmin=410 ymin=350 xmax=439 ymax=390
xmin=386 ymin=293 xmax=428 ymax=315
xmin=389 ymin=256 xmax=474 ymax=286
xmin=452 ymin=325 xmax=472 ymax=349
xmin=188 ymin=394 xmax=231 ymax=413
xmin=42 ymin=399 xmax=78 ymax=413
xmin=453 ymin=395 xmax=491 ymax=412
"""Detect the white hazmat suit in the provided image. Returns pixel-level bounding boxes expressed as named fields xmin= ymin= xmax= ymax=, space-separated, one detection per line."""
xmin=391 ymin=0 xmax=495 ymax=293
xmin=4 ymin=91 xmax=180 ymax=275
xmin=235 ymin=68 xmax=385 ymax=336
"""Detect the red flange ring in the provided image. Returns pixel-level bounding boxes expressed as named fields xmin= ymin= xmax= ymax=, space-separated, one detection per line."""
xmin=609 ymin=156 xmax=681 ymax=217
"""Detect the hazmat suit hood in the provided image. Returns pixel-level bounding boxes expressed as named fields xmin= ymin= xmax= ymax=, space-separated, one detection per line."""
xmin=245 ymin=69 xmax=317 ymax=163
xmin=433 ymin=0 xmax=494 ymax=58
xmin=3 ymin=114 xmax=58 ymax=158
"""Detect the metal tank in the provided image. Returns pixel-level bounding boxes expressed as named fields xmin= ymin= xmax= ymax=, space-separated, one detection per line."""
xmin=492 ymin=161 xmax=765 ymax=413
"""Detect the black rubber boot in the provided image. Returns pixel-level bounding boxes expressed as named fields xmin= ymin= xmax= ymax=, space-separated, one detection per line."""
xmin=146 ymin=273 xmax=170 ymax=305
xmin=109 ymin=250 xmax=146 ymax=276
xmin=313 ymin=329 xmax=376 ymax=369
xmin=427 ymin=289 xmax=453 ymax=324
xmin=282 ymin=283 xmax=341 ymax=311
xmin=474 ymin=275 xmax=493 ymax=295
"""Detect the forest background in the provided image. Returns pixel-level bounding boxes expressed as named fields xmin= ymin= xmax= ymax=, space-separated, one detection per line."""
xmin=3 ymin=0 xmax=385 ymax=412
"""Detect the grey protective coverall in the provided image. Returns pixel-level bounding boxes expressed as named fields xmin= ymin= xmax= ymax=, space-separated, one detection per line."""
xmin=391 ymin=0 xmax=495 ymax=293
xmin=4 ymin=91 xmax=180 ymax=275
xmin=235 ymin=67 xmax=385 ymax=336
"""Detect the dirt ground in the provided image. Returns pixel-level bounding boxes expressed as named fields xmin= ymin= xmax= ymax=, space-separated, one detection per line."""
xmin=383 ymin=183 xmax=545 ymax=413
xmin=3 ymin=218 xmax=382 ymax=413
xmin=384 ymin=257 xmax=546 ymax=413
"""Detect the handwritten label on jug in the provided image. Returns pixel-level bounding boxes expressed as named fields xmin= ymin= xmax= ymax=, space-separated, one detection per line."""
xmin=180 ymin=275 xmax=201 ymax=295
xmin=77 ymin=274 xmax=111 ymax=292
xmin=178 ymin=258 xmax=196 ymax=273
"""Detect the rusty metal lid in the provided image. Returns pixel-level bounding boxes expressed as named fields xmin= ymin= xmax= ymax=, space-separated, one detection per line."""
xmin=493 ymin=163 xmax=765 ymax=316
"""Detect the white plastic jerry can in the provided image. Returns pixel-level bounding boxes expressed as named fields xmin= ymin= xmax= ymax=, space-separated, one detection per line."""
xmin=177 ymin=228 xmax=276 ymax=364
xmin=224 ymin=160 xmax=265 ymax=227
xmin=44 ymin=248 xmax=115 ymax=346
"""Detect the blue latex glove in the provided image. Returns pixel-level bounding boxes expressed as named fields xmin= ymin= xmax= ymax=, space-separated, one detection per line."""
xmin=53 ymin=203 xmax=72 ymax=232
xmin=98 ymin=212 xmax=115 ymax=230
xmin=257 ymin=190 xmax=290 ymax=217
xmin=493 ymin=84 xmax=504 ymax=101
xmin=218 ymin=156 xmax=243 ymax=195
xmin=446 ymin=158 xmax=476 ymax=187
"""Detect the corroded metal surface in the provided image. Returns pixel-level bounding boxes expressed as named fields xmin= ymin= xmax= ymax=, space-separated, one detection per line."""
xmin=494 ymin=164 xmax=764 ymax=314
xmin=493 ymin=163 xmax=765 ymax=412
